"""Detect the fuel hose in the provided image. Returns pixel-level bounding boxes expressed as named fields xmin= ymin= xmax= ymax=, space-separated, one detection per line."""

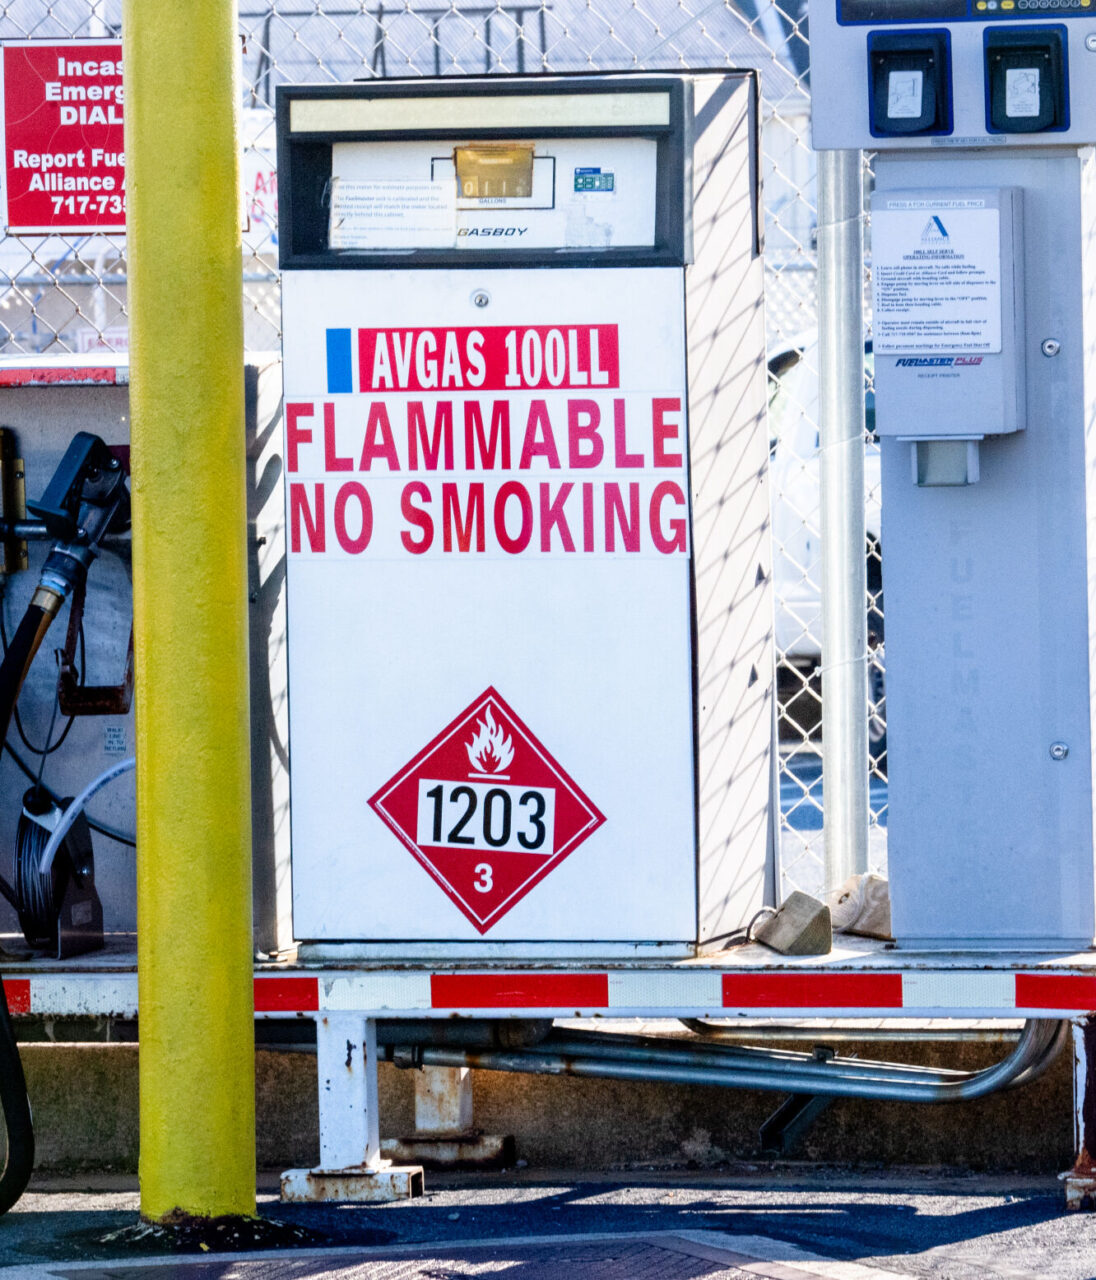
xmin=0 ymin=433 xmax=129 ymax=1213
xmin=0 ymin=977 xmax=32 ymax=1216
xmin=0 ymin=602 xmax=50 ymax=1214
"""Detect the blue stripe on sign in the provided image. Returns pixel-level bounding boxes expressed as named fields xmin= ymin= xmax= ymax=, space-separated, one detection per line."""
xmin=326 ymin=328 xmax=353 ymax=393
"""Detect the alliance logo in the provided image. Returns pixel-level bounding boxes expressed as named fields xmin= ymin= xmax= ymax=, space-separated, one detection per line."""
xmin=921 ymin=216 xmax=949 ymax=242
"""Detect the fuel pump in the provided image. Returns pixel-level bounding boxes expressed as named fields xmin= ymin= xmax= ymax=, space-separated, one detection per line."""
xmin=0 ymin=430 xmax=129 ymax=1213
xmin=810 ymin=0 xmax=1096 ymax=947
xmin=275 ymin=73 xmax=774 ymax=958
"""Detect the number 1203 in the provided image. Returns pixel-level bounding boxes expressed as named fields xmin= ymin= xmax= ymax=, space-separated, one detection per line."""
xmin=416 ymin=778 xmax=556 ymax=856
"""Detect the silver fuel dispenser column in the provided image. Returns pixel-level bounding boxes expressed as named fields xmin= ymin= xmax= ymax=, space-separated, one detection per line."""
xmin=811 ymin=0 xmax=1096 ymax=948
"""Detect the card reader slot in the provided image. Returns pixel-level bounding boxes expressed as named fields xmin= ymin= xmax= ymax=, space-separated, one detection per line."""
xmin=867 ymin=30 xmax=953 ymax=137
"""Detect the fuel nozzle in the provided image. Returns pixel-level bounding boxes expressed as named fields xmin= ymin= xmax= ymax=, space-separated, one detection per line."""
xmin=25 ymin=432 xmax=129 ymax=618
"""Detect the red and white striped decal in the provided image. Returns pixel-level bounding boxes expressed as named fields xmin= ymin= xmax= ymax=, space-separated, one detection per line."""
xmin=4 ymin=969 xmax=1096 ymax=1018
xmin=0 ymin=364 xmax=125 ymax=387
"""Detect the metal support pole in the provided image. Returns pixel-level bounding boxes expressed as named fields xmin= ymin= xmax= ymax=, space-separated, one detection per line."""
xmin=123 ymin=1 xmax=256 ymax=1220
xmin=281 ymin=1017 xmax=424 ymax=1203
xmin=816 ymin=148 xmax=869 ymax=889
xmin=1066 ymin=1017 xmax=1096 ymax=1209
xmin=317 ymin=1015 xmax=384 ymax=1171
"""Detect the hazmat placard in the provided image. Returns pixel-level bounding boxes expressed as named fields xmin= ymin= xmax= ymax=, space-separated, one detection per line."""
xmin=872 ymin=198 xmax=1002 ymax=354
xmin=282 ymin=265 xmax=698 ymax=943
xmin=369 ymin=687 xmax=604 ymax=933
xmin=1 ymin=41 xmax=125 ymax=234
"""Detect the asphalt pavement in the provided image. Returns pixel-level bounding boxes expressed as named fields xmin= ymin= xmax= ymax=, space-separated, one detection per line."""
xmin=2 ymin=1170 xmax=1096 ymax=1279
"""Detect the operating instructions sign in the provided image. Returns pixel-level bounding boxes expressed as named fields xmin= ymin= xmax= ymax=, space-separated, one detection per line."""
xmin=871 ymin=194 xmax=1004 ymax=355
xmin=1 ymin=40 xmax=125 ymax=234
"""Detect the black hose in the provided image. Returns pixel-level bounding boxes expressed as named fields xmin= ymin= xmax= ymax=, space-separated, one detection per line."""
xmin=0 ymin=594 xmax=79 ymax=756
xmin=0 ymin=582 xmax=136 ymax=848
xmin=0 ymin=607 xmax=50 ymax=713
xmin=0 ymin=979 xmax=32 ymax=1216
xmin=0 ymin=600 xmax=54 ymax=1214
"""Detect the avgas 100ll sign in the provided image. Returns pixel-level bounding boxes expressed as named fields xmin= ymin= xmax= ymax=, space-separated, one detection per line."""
xmin=286 ymin=321 xmax=690 ymax=560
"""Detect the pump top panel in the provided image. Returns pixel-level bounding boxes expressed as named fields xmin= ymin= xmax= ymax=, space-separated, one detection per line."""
xmin=809 ymin=0 xmax=1096 ymax=147
xmin=276 ymin=76 xmax=690 ymax=270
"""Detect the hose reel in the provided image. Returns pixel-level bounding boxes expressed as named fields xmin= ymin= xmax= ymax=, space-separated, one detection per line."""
xmin=13 ymin=786 xmax=101 ymax=958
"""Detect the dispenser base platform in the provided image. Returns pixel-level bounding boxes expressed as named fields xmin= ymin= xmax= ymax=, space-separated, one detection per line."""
xmin=3 ymin=934 xmax=1096 ymax=1021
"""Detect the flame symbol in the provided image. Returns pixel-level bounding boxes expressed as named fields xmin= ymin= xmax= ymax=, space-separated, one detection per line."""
xmin=466 ymin=707 xmax=515 ymax=776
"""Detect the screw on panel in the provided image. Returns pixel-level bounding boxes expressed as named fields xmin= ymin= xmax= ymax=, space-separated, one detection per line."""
xmin=1042 ymin=338 xmax=1062 ymax=358
xmin=1086 ymin=32 xmax=1096 ymax=50
xmin=1050 ymin=742 xmax=1070 ymax=760
xmin=472 ymin=291 xmax=490 ymax=308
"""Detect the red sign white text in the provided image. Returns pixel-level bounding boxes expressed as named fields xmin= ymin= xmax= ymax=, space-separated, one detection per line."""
xmin=2 ymin=41 xmax=124 ymax=233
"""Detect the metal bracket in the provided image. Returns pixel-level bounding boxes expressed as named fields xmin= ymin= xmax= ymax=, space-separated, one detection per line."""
xmin=758 ymin=1046 xmax=837 ymax=1156
xmin=57 ymin=575 xmax=134 ymax=716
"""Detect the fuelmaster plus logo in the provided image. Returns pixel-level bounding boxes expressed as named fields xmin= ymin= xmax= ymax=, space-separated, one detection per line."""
xmin=895 ymin=356 xmax=984 ymax=367
xmin=368 ymin=688 xmax=604 ymax=933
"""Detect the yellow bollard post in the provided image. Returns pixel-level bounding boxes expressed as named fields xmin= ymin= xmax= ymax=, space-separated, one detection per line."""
xmin=122 ymin=1 xmax=256 ymax=1219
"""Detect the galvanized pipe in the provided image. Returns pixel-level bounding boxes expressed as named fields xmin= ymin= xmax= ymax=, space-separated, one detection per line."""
xmin=816 ymin=148 xmax=869 ymax=887
xmin=543 ymin=1030 xmax=985 ymax=1083
xmin=679 ymin=1016 xmax=1023 ymax=1044
xmin=547 ymin=1022 xmax=1070 ymax=1090
xmin=1002 ymin=1019 xmax=1071 ymax=1090
xmin=396 ymin=1018 xmax=1065 ymax=1103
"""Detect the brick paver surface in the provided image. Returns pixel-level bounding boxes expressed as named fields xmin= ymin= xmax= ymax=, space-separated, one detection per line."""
xmin=48 ymin=1234 xmax=838 ymax=1279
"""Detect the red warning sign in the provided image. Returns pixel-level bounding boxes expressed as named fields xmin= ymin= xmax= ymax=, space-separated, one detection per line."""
xmin=369 ymin=687 xmax=604 ymax=933
xmin=1 ymin=41 xmax=125 ymax=234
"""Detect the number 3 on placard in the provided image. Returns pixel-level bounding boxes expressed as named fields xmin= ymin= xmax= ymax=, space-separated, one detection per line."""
xmin=473 ymin=863 xmax=493 ymax=893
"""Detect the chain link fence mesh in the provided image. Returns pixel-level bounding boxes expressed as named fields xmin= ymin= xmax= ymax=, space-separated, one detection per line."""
xmin=0 ymin=0 xmax=887 ymax=897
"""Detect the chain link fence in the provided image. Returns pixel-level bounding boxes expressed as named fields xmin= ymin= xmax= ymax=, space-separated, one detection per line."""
xmin=0 ymin=0 xmax=887 ymax=897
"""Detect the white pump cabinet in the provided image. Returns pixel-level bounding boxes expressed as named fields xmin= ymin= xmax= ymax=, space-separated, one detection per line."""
xmin=275 ymin=74 xmax=774 ymax=958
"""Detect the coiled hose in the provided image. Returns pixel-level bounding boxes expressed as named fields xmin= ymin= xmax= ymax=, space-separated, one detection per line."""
xmin=0 ymin=602 xmax=57 ymax=1213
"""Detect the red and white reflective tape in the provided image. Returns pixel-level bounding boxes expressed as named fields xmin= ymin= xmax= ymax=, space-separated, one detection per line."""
xmin=0 ymin=363 xmax=127 ymax=386
xmin=4 ymin=968 xmax=1096 ymax=1019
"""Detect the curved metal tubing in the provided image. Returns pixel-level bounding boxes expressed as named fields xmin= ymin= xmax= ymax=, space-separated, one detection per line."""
xmin=544 ymin=1030 xmax=983 ymax=1085
xmin=1000 ymin=1019 xmax=1071 ymax=1091
xmin=680 ymin=1016 xmax=1015 ymax=1045
xmin=399 ymin=1018 xmax=1066 ymax=1104
xmin=676 ymin=1013 xmax=1070 ymax=1085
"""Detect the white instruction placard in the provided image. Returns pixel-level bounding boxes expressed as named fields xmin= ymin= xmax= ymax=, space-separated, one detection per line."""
xmin=329 ymin=177 xmax=456 ymax=250
xmin=887 ymin=70 xmax=923 ymax=120
xmin=1006 ymin=68 xmax=1040 ymax=119
xmin=872 ymin=201 xmax=1002 ymax=354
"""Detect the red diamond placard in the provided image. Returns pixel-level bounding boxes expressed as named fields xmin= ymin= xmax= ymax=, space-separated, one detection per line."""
xmin=368 ymin=687 xmax=605 ymax=933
